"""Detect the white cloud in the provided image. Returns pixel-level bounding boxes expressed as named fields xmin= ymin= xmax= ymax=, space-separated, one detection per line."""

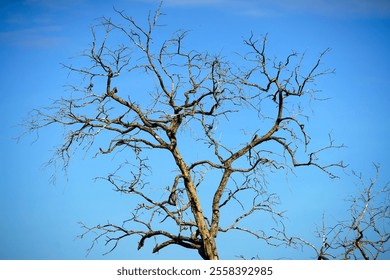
xmin=135 ymin=0 xmax=225 ymax=7
xmin=0 ymin=0 xmax=85 ymax=49
xmin=275 ymin=0 xmax=390 ymax=18
xmin=0 ymin=25 xmax=66 ymax=48
xmin=135 ymin=0 xmax=390 ymax=18
xmin=164 ymin=0 xmax=225 ymax=6
xmin=23 ymin=0 xmax=88 ymax=11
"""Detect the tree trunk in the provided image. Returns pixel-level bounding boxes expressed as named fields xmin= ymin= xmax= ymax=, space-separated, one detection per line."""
xmin=172 ymin=148 xmax=219 ymax=260
xmin=200 ymin=235 xmax=219 ymax=260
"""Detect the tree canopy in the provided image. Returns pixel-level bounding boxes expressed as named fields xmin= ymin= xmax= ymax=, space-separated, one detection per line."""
xmin=24 ymin=5 xmax=388 ymax=260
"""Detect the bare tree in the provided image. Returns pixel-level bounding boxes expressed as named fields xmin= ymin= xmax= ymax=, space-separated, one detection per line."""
xmin=24 ymin=6 xmax=346 ymax=260
xmin=299 ymin=164 xmax=389 ymax=260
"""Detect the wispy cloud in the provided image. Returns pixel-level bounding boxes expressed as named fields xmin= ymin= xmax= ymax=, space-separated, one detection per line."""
xmin=274 ymin=0 xmax=390 ymax=18
xmin=138 ymin=0 xmax=390 ymax=18
xmin=138 ymin=0 xmax=225 ymax=7
xmin=0 ymin=25 xmax=67 ymax=48
xmin=2 ymin=0 xmax=388 ymax=49
xmin=163 ymin=0 xmax=225 ymax=6
xmin=0 ymin=0 xmax=80 ymax=49
xmin=23 ymin=0 xmax=89 ymax=11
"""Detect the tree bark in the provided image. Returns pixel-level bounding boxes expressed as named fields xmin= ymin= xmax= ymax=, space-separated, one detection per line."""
xmin=172 ymin=147 xmax=219 ymax=259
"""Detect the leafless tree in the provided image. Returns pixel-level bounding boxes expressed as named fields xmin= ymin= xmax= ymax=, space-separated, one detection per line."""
xmin=23 ymin=5 xmax=347 ymax=260
xmin=298 ymin=164 xmax=389 ymax=260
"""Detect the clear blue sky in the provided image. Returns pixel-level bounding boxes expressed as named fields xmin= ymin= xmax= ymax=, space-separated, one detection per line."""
xmin=1 ymin=0 xmax=389 ymax=260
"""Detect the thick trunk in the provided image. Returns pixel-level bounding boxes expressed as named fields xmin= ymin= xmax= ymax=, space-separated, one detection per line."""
xmin=172 ymin=148 xmax=219 ymax=260
xmin=200 ymin=235 xmax=219 ymax=260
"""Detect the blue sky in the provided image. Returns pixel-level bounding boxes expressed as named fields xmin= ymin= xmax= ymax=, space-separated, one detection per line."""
xmin=1 ymin=0 xmax=389 ymax=260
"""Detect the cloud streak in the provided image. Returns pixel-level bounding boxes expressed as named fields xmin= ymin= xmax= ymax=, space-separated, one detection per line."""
xmin=0 ymin=25 xmax=67 ymax=49
xmin=139 ymin=0 xmax=390 ymax=18
xmin=0 ymin=1 xmax=83 ymax=49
